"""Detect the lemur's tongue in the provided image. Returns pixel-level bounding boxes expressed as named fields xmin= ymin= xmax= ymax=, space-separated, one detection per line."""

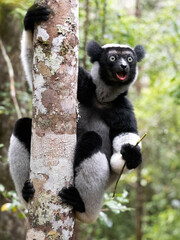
xmin=116 ymin=72 xmax=127 ymax=81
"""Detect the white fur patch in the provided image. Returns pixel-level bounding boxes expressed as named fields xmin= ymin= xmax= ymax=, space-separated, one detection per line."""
xmin=21 ymin=30 xmax=33 ymax=90
xmin=121 ymin=58 xmax=127 ymax=66
xmin=102 ymin=44 xmax=133 ymax=50
xmin=8 ymin=135 xmax=30 ymax=207
xmin=75 ymin=151 xmax=110 ymax=223
xmin=110 ymin=152 xmax=125 ymax=174
xmin=132 ymin=66 xmax=138 ymax=86
xmin=113 ymin=133 xmax=141 ymax=152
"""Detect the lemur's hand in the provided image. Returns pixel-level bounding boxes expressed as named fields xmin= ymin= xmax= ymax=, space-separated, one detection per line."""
xmin=110 ymin=144 xmax=142 ymax=174
xmin=77 ymin=67 xmax=95 ymax=106
xmin=24 ymin=4 xmax=51 ymax=31
xmin=120 ymin=144 xmax=142 ymax=169
xmin=22 ymin=180 xmax=35 ymax=203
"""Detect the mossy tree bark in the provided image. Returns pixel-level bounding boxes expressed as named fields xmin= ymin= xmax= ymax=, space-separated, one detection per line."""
xmin=26 ymin=0 xmax=79 ymax=239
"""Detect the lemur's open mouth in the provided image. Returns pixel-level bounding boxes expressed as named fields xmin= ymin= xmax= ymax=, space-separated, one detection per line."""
xmin=116 ymin=72 xmax=127 ymax=81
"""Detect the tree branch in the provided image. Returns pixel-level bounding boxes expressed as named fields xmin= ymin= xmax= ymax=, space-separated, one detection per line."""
xmin=0 ymin=39 xmax=22 ymax=119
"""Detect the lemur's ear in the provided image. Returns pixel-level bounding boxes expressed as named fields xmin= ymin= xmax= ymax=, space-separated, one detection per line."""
xmin=134 ymin=45 xmax=145 ymax=62
xmin=86 ymin=41 xmax=103 ymax=63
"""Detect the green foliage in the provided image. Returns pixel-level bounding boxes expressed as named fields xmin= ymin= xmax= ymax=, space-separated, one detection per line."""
xmin=0 ymin=0 xmax=32 ymax=8
xmin=103 ymin=191 xmax=132 ymax=214
xmin=0 ymin=0 xmax=33 ymax=25
xmin=0 ymin=184 xmax=26 ymax=219
xmin=100 ymin=191 xmax=132 ymax=226
xmin=143 ymin=208 xmax=180 ymax=240
xmin=0 ymin=82 xmax=32 ymax=117
xmin=78 ymin=191 xmax=133 ymax=239
xmin=169 ymin=74 xmax=180 ymax=104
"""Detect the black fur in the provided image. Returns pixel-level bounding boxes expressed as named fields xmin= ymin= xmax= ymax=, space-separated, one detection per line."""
xmin=86 ymin=41 xmax=103 ymax=63
xmin=121 ymin=144 xmax=142 ymax=169
xmin=24 ymin=5 xmax=50 ymax=32
xmin=77 ymin=67 xmax=96 ymax=106
xmin=22 ymin=180 xmax=35 ymax=202
xmin=13 ymin=118 xmax=32 ymax=153
xmin=134 ymin=45 xmax=145 ymax=62
xmin=59 ymin=186 xmax=85 ymax=212
xmin=74 ymin=131 xmax=102 ymax=173
xmin=102 ymin=95 xmax=138 ymax=140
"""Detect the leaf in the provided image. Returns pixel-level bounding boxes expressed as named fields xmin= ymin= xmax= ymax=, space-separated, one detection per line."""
xmin=99 ymin=212 xmax=113 ymax=228
xmin=18 ymin=212 xmax=25 ymax=219
xmin=0 ymin=184 xmax=5 ymax=192
xmin=1 ymin=203 xmax=11 ymax=212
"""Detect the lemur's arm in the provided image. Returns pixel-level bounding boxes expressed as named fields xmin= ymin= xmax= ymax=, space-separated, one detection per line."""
xmin=78 ymin=67 xmax=96 ymax=106
xmin=21 ymin=5 xmax=50 ymax=90
xmin=103 ymin=96 xmax=142 ymax=173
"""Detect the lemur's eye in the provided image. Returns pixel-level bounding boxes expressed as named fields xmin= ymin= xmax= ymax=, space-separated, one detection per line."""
xmin=128 ymin=56 xmax=133 ymax=62
xmin=109 ymin=55 xmax=116 ymax=62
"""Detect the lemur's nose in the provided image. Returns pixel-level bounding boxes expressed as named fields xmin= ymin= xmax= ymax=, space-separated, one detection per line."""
xmin=121 ymin=63 xmax=127 ymax=69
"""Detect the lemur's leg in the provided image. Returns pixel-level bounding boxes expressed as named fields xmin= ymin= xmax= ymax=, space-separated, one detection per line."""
xmin=59 ymin=131 xmax=110 ymax=223
xmin=8 ymin=118 xmax=35 ymax=206
xmin=21 ymin=5 xmax=50 ymax=90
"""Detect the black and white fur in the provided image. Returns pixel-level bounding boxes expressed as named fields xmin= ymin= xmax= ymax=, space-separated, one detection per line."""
xmin=8 ymin=5 xmax=145 ymax=223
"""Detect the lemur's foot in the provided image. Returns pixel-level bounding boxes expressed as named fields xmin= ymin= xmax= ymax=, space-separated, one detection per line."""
xmin=24 ymin=4 xmax=51 ymax=31
xmin=22 ymin=180 xmax=35 ymax=202
xmin=121 ymin=144 xmax=142 ymax=169
xmin=59 ymin=185 xmax=85 ymax=213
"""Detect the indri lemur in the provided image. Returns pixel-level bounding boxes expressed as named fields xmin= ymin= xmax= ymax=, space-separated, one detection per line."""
xmin=8 ymin=4 xmax=145 ymax=223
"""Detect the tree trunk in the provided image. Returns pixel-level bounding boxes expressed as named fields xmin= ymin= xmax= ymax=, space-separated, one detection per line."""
xmin=136 ymin=164 xmax=143 ymax=240
xmin=26 ymin=0 xmax=79 ymax=239
xmin=135 ymin=0 xmax=142 ymax=18
xmin=102 ymin=0 xmax=107 ymax=41
xmin=82 ymin=0 xmax=89 ymax=68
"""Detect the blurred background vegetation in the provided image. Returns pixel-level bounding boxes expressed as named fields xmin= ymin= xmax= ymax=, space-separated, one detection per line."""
xmin=0 ymin=0 xmax=180 ymax=239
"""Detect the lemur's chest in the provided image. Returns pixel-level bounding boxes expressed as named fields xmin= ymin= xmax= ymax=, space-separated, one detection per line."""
xmin=78 ymin=104 xmax=108 ymax=131
xmin=77 ymin=101 xmax=113 ymax=145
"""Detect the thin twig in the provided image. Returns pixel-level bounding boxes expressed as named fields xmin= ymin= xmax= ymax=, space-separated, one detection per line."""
xmin=112 ymin=163 xmax=126 ymax=198
xmin=135 ymin=133 xmax=147 ymax=147
xmin=0 ymin=38 xmax=22 ymax=118
xmin=112 ymin=133 xmax=147 ymax=198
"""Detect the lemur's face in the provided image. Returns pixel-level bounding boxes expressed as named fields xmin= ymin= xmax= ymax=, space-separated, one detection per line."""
xmin=87 ymin=41 xmax=145 ymax=86
xmin=99 ymin=47 xmax=137 ymax=85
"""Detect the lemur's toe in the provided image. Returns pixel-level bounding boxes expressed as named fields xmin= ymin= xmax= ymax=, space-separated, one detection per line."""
xmin=22 ymin=180 xmax=35 ymax=202
xmin=59 ymin=186 xmax=85 ymax=212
